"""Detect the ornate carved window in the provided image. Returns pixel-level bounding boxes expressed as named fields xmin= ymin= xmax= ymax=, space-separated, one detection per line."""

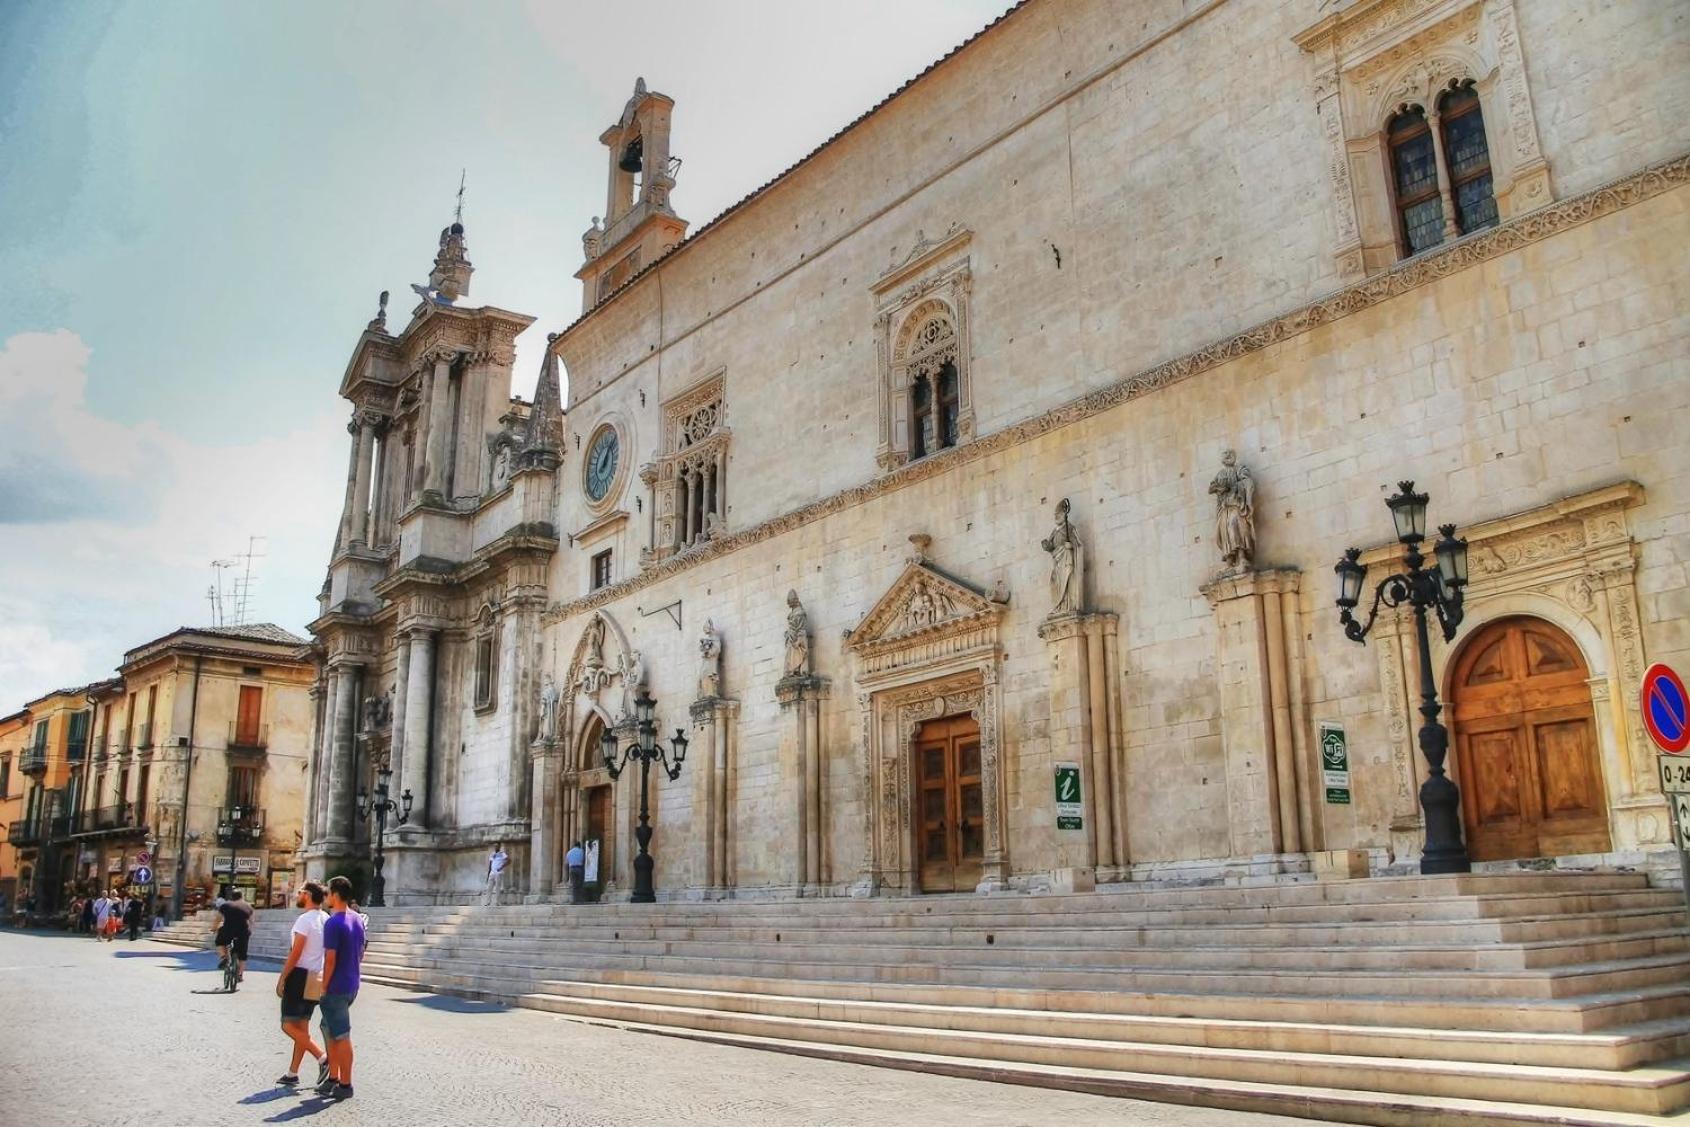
xmin=1387 ymin=81 xmax=1497 ymax=258
xmin=1296 ymin=0 xmax=1549 ymax=280
xmin=647 ymin=372 xmax=728 ymax=563
xmin=873 ymin=226 xmax=973 ymax=471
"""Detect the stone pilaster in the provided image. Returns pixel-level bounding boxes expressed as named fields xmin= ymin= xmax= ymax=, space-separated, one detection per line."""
xmin=776 ymin=674 xmax=830 ymax=892
xmin=527 ymin=736 xmax=564 ymax=896
xmin=1201 ymin=568 xmax=1307 ymax=860
xmin=400 ymin=629 xmax=437 ymax=830
xmin=1037 ymin=611 xmax=1124 ymax=877
xmin=350 ymin=416 xmax=376 ymax=545
xmin=690 ymin=695 xmax=740 ymax=895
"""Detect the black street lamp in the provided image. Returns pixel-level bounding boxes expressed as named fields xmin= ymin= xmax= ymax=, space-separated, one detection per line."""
xmin=356 ymin=765 xmax=412 ymax=908
xmin=600 ymin=689 xmax=688 ymax=904
xmin=1334 ymin=481 xmax=1472 ymax=874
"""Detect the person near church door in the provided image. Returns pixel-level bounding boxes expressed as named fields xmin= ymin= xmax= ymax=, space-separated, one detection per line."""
xmin=483 ymin=844 xmax=509 ymax=906
xmin=565 ymin=841 xmax=585 ymax=904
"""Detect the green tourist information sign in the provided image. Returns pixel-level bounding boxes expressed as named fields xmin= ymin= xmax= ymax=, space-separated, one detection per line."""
xmin=1321 ymin=722 xmax=1351 ymax=805
xmin=1054 ymin=763 xmax=1083 ymax=830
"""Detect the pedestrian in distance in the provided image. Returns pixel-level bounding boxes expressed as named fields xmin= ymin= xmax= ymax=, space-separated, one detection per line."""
xmin=316 ymin=875 xmax=366 ymax=1101
xmin=214 ymin=889 xmax=253 ymax=984
xmin=92 ymin=892 xmax=112 ymax=941
xmin=565 ymin=841 xmax=585 ymax=904
xmin=483 ymin=842 xmax=509 ymax=906
xmin=78 ymin=895 xmax=94 ymax=935
xmin=275 ymin=881 xmax=330 ymax=1089
xmin=124 ymin=896 xmax=143 ymax=941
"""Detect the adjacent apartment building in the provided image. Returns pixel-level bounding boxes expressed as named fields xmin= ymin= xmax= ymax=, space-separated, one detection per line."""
xmin=1 ymin=624 xmax=314 ymax=916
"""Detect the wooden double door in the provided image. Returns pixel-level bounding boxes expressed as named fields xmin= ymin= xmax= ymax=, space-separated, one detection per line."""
xmin=1450 ymin=617 xmax=1611 ymax=861
xmin=914 ymin=714 xmax=984 ymax=893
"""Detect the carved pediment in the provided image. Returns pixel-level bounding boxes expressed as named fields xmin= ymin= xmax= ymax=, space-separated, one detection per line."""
xmin=850 ymin=560 xmax=1001 ymax=659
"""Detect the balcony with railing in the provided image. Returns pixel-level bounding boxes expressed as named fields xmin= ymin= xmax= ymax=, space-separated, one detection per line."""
xmin=227 ymin=723 xmax=269 ymax=752
xmin=216 ymin=806 xmax=265 ymax=847
xmin=20 ymin=747 xmax=47 ymax=774
xmin=7 ymin=818 xmax=46 ymax=845
xmin=65 ymin=803 xmax=142 ymax=837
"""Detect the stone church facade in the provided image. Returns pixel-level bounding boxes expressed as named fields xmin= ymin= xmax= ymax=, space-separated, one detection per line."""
xmin=302 ymin=0 xmax=1690 ymax=900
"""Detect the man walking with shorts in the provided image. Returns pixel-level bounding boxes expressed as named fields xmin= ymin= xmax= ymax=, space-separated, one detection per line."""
xmin=317 ymin=876 xmax=365 ymax=1101
xmin=276 ymin=881 xmax=329 ymax=1088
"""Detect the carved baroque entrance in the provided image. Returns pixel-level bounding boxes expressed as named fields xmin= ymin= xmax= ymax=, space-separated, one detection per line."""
xmin=1450 ymin=617 xmax=1610 ymax=861
xmin=849 ymin=543 xmax=1007 ymax=894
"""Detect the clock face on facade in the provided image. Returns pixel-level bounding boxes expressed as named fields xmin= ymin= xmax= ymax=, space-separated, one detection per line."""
xmin=585 ymin=426 xmax=619 ymax=502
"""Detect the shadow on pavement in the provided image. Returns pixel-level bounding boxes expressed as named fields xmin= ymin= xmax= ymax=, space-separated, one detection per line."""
xmin=263 ymin=1096 xmax=338 ymax=1122
xmin=239 ymin=1088 xmax=298 ymax=1105
xmin=392 ymin=993 xmax=510 ymax=1014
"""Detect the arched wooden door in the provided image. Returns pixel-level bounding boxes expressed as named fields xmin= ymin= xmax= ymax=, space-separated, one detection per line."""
xmin=1450 ymin=617 xmax=1610 ymax=861
xmin=914 ymin=714 xmax=983 ymax=893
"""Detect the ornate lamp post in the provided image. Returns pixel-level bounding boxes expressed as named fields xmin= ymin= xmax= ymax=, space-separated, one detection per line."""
xmin=600 ymin=689 xmax=688 ymax=904
xmin=356 ymin=765 xmax=412 ymax=908
xmin=1334 ymin=481 xmax=1472 ymax=874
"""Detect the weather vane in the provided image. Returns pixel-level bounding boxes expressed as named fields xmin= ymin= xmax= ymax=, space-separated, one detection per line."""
xmin=454 ymin=169 xmax=466 ymax=226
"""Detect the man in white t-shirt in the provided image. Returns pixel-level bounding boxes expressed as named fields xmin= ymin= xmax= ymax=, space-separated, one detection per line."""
xmin=274 ymin=881 xmax=330 ymax=1088
xmin=92 ymin=895 xmax=112 ymax=941
xmin=483 ymin=844 xmax=509 ymax=906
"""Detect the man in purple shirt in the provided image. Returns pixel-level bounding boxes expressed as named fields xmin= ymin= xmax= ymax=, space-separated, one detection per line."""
xmin=315 ymin=875 xmax=366 ymax=1101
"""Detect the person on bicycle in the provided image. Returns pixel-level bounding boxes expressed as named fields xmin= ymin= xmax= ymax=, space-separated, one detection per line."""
xmin=214 ymin=889 xmax=254 ymax=985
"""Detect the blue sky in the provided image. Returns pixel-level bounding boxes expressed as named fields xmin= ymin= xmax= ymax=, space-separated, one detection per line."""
xmin=0 ymin=0 xmax=1011 ymax=704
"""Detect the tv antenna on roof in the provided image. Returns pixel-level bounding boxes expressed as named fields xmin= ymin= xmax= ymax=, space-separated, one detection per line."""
xmin=228 ymin=536 xmax=267 ymax=627
xmin=208 ymin=559 xmax=237 ymax=627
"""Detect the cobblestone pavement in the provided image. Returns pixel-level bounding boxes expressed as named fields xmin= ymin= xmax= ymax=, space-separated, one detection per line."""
xmin=0 ymin=930 xmax=1338 ymax=1127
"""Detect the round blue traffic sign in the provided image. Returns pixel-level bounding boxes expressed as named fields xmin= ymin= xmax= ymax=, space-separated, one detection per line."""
xmin=1642 ymin=664 xmax=1689 ymax=754
xmin=132 ymin=865 xmax=153 ymax=885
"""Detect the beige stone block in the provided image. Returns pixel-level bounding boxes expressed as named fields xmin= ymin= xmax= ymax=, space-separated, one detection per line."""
xmin=1049 ymin=866 xmax=1095 ymax=894
xmin=1311 ymin=850 xmax=1370 ymax=882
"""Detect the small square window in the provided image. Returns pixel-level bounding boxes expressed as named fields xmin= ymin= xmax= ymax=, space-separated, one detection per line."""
xmin=591 ymin=549 xmax=613 ymax=591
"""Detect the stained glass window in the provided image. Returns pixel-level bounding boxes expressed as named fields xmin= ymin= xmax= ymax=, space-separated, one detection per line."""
xmin=1440 ymin=82 xmax=1497 ymax=235
xmin=1389 ymin=106 xmax=1444 ymax=256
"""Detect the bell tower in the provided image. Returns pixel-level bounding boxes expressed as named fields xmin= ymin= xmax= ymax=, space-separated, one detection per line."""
xmin=576 ymin=77 xmax=688 ymax=311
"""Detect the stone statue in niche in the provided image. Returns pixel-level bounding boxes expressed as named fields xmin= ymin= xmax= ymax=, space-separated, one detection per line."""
xmin=491 ymin=444 xmax=511 ymax=490
xmin=1209 ymin=449 xmax=1257 ymax=572
xmin=1041 ymin=498 xmax=1084 ymax=616
xmin=698 ymin=618 xmax=723 ymax=699
xmin=578 ymin=616 xmax=609 ymax=697
xmin=360 ymin=691 xmax=392 ymax=734
xmin=538 ymin=673 xmax=560 ymax=743
xmin=619 ymin=649 xmax=649 ymax=720
xmin=905 ymin=583 xmax=938 ymax=630
xmin=783 ymin=590 xmax=811 ymax=678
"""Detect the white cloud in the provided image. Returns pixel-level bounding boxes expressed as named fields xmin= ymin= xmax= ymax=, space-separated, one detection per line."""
xmin=0 ymin=330 xmax=344 ymax=705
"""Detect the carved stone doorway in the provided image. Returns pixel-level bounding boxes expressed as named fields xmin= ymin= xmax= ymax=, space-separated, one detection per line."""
xmin=1450 ymin=616 xmax=1610 ymax=861
xmin=582 ymin=783 xmax=614 ymax=900
xmin=913 ymin=714 xmax=984 ymax=893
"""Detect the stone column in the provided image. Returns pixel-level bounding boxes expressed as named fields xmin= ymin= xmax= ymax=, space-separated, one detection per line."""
xmin=350 ymin=416 xmax=376 ymax=545
xmin=324 ymin=664 xmax=359 ymax=843
xmin=301 ymin=681 xmax=325 ymax=848
xmin=313 ymin=670 xmax=339 ymax=842
xmin=336 ymin=418 xmax=361 ymax=549
xmin=368 ymin=429 xmax=387 ymax=544
xmin=1201 ymin=568 xmax=1305 ymax=860
xmin=777 ymin=674 xmax=830 ymax=891
xmin=423 ymin=353 xmax=454 ymax=499
xmin=401 ymin=630 xmax=436 ymax=829
xmin=388 ymin=632 xmax=412 ymax=809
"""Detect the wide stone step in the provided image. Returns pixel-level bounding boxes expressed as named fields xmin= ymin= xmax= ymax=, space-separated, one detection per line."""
xmin=354 ymin=929 xmax=1690 ymax=975
xmin=349 ymin=945 xmax=1690 ymax=1001
xmin=526 ymin=978 xmax=1690 ymax=1071
xmin=532 ymin=1012 xmax=1690 ymax=1127
xmin=520 ymin=991 xmax=1690 ymax=1115
xmin=334 ymin=906 xmax=1690 ymax=948
xmin=354 ymin=887 xmax=1680 ymax=928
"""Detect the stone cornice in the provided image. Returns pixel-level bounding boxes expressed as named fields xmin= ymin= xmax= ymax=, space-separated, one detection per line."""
xmin=543 ymin=154 xmax=1689 ymax=627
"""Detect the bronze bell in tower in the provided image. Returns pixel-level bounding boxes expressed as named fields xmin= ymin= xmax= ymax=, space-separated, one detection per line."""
xmin=619 ymin=135 xmax=644 ymax=174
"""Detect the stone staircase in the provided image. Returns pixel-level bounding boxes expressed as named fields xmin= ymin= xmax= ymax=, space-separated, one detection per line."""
xmin=185 ymin=872 xmax=1690 ymax=1125
xmin=151 ymin=909 xmax=219 ymax=948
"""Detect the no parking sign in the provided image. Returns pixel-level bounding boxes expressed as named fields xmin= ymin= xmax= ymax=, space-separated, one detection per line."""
xmin=1642 ymin=664 xmax=1689 ymax=754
